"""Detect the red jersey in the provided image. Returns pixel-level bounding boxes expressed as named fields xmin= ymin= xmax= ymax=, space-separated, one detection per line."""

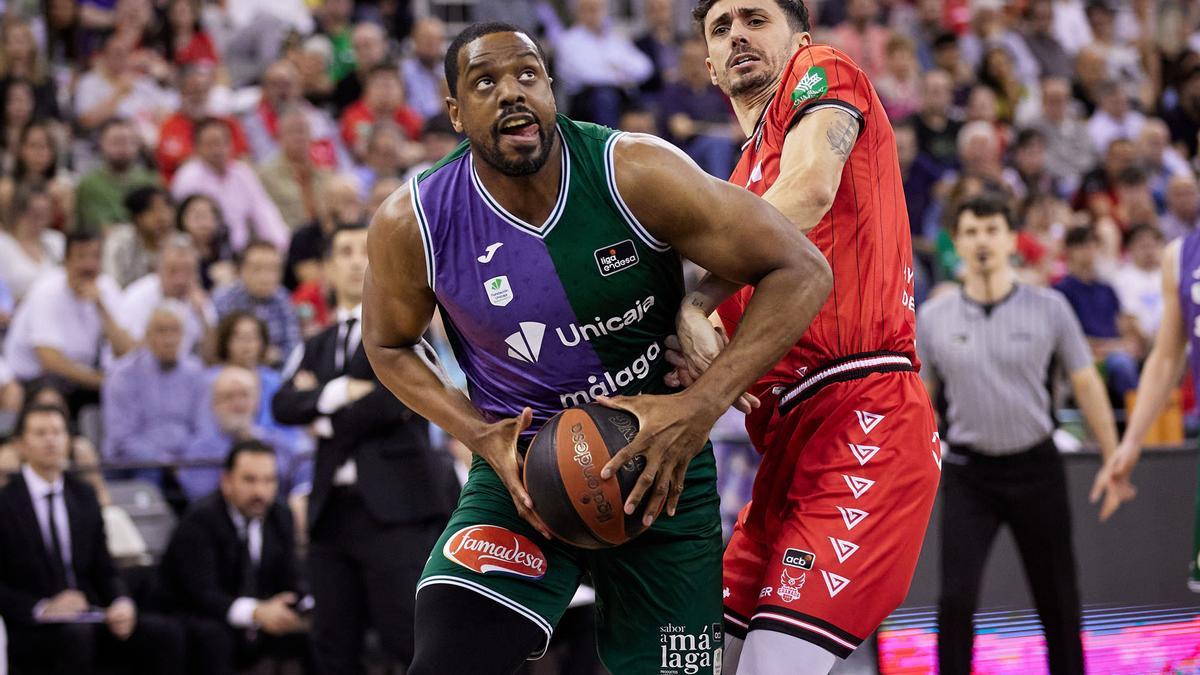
xmin=718 ymin=44 xmax=918 ymax=396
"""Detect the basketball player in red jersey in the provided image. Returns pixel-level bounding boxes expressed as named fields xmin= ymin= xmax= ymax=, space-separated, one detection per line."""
xmin=631 ymin=2 xmax=942 ymax=672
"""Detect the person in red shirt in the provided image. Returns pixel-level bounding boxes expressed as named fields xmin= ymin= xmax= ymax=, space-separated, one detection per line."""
xmin=161 ymin=0 xmax=220 ymax=67
xmin=669 ymin=2 xmax=941 ymax=671
xmin=339 ymin=64 xmax=423 ymax=161
xmin=155 ymin=65 xmax=248 ymax=182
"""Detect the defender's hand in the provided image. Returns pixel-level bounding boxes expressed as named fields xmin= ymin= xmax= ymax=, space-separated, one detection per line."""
xmin=472 ymin=408 xmax=553 ymax=539
xmin=597 ymin=392 xmax=717 ymax=522
xmin=663 ymin=332 xmax=759 ymax=413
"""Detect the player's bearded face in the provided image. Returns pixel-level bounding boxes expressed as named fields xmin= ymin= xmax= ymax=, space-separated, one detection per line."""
xmin=702 ymin=4 xmax=803 ymax=100
xmin=476 ymin=102 xmax=556 ymax=176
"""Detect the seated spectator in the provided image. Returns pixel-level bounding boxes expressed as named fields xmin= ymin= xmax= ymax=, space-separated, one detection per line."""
xmin=1072 ymin=45 xmax=1108 ymax=117
xmin=0 ymin=404 xmax=185 ymax=675
xmin=554 ymin=0 xmax=653 ymax=128
xmin=118 ymin=236 xmax=216 ymax=355
xmin=171 ymin=117 xmax=290 ymax=252
xmin=200 ymin=0 xmax=311 ymax=88
xmin=910 ymin=70 xmax=963 ymax=170
xmin=286 ymin=174 xmax=365 ymax=293
xmin=1136 ymin=119 xmax=1193 ymax=208
xmin=176 ymin=194 xmax=236 ymax=290
xmin=402 ymin=17 xmax=450 ymax=120
xmin=74 ymin=119 xmax=161 ymax=233
xmin=242 ymin=60 xmax=347 ymax=171
xmin=0 ymin=382 xmax=108 ymax=504
xmin=399 ymin=115 xmax=462 ymax=182
xmin=332 ymin=22 xmax=391 ymax=115
xmin=160 ymin=0 xmax=220 ymax=67
xmin=1074 ymin=138 xmax=1136 ymax=218
xmin=0 ymin=185 xmax=64 ymax=302
xmin=877 ymin=34 xmax=923 ymax=121
xmin=1162 ymin=65 xmax=1200 ymax=160
xmin=1054 ymin=226 xmax=1142 ymax=399
xmin=101 ymin=305 xmax=207 ymax=484
xmin=1161 ymin=174 xmax=1200 ymax=241
xmin=157 ymin=440 xmax=312 ymax=675
xmin=1020 ymin=0 xmax=1072 ymax=80
xmin=826 ymin=0 xmax=889 ymax=80
xmin=340 ymin=66 xmax=423 ymax=161
xmin=0 ymin=20 xmax=61 ymax=120
xmin=73 ymin=29 xmax=173 ymax=139
xmin=0 ymin=80 xmax=36 ymax=171
xmin=3 ymin=232 xmax=134 ymax=414
xmin=633 ymin=0 xmax=682 ymax=96
xmin=1084 ymin=1 xmax=1150 ymax=107
xmin=1086 ymin=83 xmax=1145 ymax=155
xmin=214 ymin=241 xmax=300 ymax=365
xmin=978 ymin=45 xmax=1032 ymax=125
xmin=0 ymin=121 xmax=75 ymax=230
xmin=1026 ymin=76 xmax=1095 ymax=192
xmin=102 ymin=186 xmax=173 ymax=288
xmin=1006 ymin=128 xmax=1060 ymax=201
xmin=1110 ymin=167 xmax=1159 ymax=235
xmin=658 ymin=38 xmax=740 ymax=178
xmin=1015 ymin=193 xmax=1070 ymax=285
xmin=155 ymin=65 xmax=249 ymax=183
xmin=1111 ymin=224 xmax=1165 ymax=344
xmin=211 ymin=312 xmax=293 ymax=435
xmin=257 ymin=108 xmax=333 ymax=230
xmin=179 ymin=366 xmax=302 ymax=502
xmin=352 ymin=124 xmax=408 ymax=197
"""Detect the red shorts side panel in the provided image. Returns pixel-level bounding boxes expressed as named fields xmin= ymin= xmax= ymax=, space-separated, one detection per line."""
xmin=722 ymin=371 xmax=941 ymax=657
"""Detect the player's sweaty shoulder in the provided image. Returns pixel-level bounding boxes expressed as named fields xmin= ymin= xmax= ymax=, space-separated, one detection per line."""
xmin=366 ymin=182 xmax=425 ymax=277
xmin=610 ymin=132 xmax=706 ymax=209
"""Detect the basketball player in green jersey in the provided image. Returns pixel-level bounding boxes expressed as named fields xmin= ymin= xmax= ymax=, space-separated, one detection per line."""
xmin=362 ymin=23 xmax=833 ymax=675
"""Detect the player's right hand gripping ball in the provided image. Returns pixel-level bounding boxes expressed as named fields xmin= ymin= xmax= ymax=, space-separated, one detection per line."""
xmin=523 ymin=403 xmax=655 ymax=548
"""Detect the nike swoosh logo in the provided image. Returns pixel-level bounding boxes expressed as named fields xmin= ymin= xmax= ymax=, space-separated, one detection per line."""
xmin=477 ymin=242 xmax=503 ymax=263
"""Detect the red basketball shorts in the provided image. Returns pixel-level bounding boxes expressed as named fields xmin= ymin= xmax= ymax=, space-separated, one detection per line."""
xmin=722 ymin=366 xmax=941 ymax=658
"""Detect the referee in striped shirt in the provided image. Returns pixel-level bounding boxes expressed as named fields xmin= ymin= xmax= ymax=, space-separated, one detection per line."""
xmin=917 ymin=194 xmax=1122 ymax=675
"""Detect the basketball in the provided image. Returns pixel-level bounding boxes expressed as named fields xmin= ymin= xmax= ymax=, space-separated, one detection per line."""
xmin=523 ymin=403 xmax=655 ymax=549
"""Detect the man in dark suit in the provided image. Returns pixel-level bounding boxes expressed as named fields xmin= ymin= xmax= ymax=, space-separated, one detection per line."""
xmin=0 ymin=404 xmax=184 ymax=675
xmin=272 ymin=224 xmax=458 ymax=674
xmin=158 ymin=439 xmax=314 ymax=675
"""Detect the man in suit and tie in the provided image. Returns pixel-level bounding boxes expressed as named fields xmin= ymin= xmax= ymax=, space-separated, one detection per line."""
xmin=158 ymin=439 xmax=314 ymax=675
xmin=0 ymin=404 xmax=185 ymax=675
xmin=272 ymin=224 xmax=458 ymax=674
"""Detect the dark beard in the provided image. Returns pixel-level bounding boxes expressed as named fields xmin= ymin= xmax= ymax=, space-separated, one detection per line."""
xmin=728 ymin=70 xmax=775 ymax=98
xmin=476 ymin=116 xmax=556 ymax=177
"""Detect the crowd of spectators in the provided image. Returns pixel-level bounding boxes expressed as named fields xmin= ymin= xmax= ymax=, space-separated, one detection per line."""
xmin=0 ymin=0 xmax=1197 ymax=672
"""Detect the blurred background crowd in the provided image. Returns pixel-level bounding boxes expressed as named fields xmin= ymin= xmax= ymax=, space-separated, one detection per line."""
xmin=0 ymin=0 xmax=1199 ymax=673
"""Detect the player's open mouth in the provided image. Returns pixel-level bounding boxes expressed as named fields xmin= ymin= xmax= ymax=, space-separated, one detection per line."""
xmin=498 ymin=114 xmax=540 ymax=140
xmin=729 ymin=53 xmax=760 ymax=72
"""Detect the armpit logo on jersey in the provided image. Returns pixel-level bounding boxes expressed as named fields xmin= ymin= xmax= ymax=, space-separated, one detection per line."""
xmin=791 ymin=66 xmax=828 ymax=107
xmin=594 ymin=239 xmax=639 ymax=276
xmin=659 ymin=623 xmax=722 ymax=675
xmin=443 ymin=525 xmax=547 ymax=580
xmin=782 ymin=548 xmax=815 ymax=571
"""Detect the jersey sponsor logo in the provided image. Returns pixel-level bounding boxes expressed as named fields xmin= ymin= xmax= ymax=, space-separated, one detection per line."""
xmin=828 ymin=536 xmax=860 ymax=563
xmin=443 ymin=525 xmax=547 ymax=579
xmin=782 ymin=548 xmax=815 ymax=571
xmin=658 ymin=623 xmax=721 ymax=675
xmin=505 ymin=322 xmax=546 ymax=364
xmin=776 ymin=568 xmax=806 ymax=603
xmin=837 ymin=506 xmax=869 ymax=531
xmin=485 ymin=275 xmax=514 ymax=306
xmin=594 ymin=239 xmax=640 ymax=276
xmin=759 ymin=586 xmax=773 ymax=599
xmin=820 ymin=570 xmax=850 ymax=598
xmin=855 ymin=410 xmax=884 ymax=435
xmin=560 ymin=341 xmax=662 ymax=407
xmin=847 ymin=443 xmax=880 ymax=465
xmin=477 ymin=241 xmax=504 ymax=263
xmin=503 ymin=296 xmax=658 ymax=365
xmin=842 ymin=474 xmax=875 ymax=499
xmin=790 ymin=66 xmax=828 ymax=107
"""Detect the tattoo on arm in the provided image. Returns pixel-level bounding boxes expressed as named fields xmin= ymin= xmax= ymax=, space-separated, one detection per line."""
xmin=825 ymin=113 xmax=859 ymax=161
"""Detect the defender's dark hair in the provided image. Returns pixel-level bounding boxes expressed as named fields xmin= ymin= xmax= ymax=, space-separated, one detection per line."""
xmin=692 ymin=1 xmax=810 ymax=34
xmin=324 ymin=222 xmax=368 ymax=259
xmin=124 ymin=185 xmax=170 ymax=220
xmin=952 ymin=192 xmax=1014 ymax=234
xmin=223 ymin=438 xmax=276 ymax=472
xmin=444 ymin=22 xmax=548 ymax=98
xmin=64 ymin=229 xmax=102 ymax=257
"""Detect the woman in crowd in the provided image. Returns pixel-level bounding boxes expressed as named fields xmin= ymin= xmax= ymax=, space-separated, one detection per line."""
xmin=0 ymin=20 xmax=60 ymax=120
xmin=159 ymin=0 xmax=221 ymax=68
xmin=176 ymin=193 xmax=235 ymax=289
xmin=210 ymin=311 xmax=291 ymax=436
xmin=0 ymin=184 xmax=64 ymax=301
xmin=1 ymin=80 xmax=35 ymax=170
xmin=0 ymin=121 xmax=73 ymax=229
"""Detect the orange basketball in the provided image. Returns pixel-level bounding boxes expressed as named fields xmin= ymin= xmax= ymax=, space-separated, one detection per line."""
xmin=523 ymin=403 xmax=654 ymax=548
